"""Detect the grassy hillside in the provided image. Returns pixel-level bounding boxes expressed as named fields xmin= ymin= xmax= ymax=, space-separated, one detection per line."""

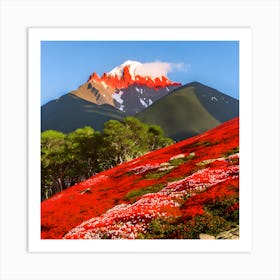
xmin=186 ymin=82 xmax=239 ymax=122
xmin=41 ymin=117 xmax=239 ymax=239
xmin=136 ymin=86 xmax=221 ymax=141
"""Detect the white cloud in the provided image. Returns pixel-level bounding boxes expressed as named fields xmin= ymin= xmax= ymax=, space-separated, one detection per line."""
xmin=170 ymin=62 xmax=187 ymax=72
xmin=135 ymin=61 xmax=187 ymax=78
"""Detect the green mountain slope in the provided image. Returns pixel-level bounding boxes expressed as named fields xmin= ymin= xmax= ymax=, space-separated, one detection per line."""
xmin=186 ymin=82 xmax=239 ymax=122
xmin=41 ymin=93 xmax=125 ymax=133
xmin=136 ymin=82 xmax=239 ymax=141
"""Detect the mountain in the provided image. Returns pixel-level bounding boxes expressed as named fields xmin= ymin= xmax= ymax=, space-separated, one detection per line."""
xmin=41 ymin=93 xmax=125 ymax=133
xmin=136 ymin=82 xmax=239 ymax=141
xmin=71 ymin=60 xmax=181 ymax=115
xmin=42 ymin=62 xmax=239 ymax=140
xmin=41 ymin=60 xmax=181 ymax=132
xmin=185 ymin=82 xmax=239 ymax=123
xmin=41 ymin=117 xmax=239 ymax=239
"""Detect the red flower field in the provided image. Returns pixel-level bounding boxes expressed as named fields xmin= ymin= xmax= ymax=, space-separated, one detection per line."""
xmin=41 ymin=117 xmax=239 ymax=239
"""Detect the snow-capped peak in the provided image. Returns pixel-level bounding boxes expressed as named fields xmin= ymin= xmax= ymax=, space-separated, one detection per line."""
xmin=87 ymin=60 xmax=181 ymax=89
xmin=108 ymin=60 xmax=142 ymax=79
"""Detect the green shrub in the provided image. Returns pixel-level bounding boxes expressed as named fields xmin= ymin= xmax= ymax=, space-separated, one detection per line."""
xmin=140 ymin=209 xmax=237 ymax=239
xmin=204 ymin=196 xmax=239 ymax=224
xmin=139 ymin=216 xmax=180 ymax=239
xmin=182 ymin=214 xmax=233 ymax=238
xmin=144 ymin=170 xmax=171 ymax=180
xmin=124 ymin=183 xmax=166 ymax=202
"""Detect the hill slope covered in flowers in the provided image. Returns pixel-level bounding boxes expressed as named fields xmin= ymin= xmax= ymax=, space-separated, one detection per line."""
xmin=41 ymin=117 xmax=239 ymax=239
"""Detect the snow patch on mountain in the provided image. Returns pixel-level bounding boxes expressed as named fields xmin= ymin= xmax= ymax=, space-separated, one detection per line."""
xmin=113 ymin=90 xmax=124 ymax=105
xmin=140 ymin=98 xmax=148 ymax=108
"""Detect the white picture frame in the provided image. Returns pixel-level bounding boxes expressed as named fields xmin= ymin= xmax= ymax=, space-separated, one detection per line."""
xmin=0 ymin=1 xmax=279 ymax=279
xmin=29 ymin=27 xmax=252 ymax=253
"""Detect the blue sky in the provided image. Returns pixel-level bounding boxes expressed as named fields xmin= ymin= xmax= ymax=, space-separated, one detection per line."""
xmin=41 ymin=41 xmax=239 ymax=105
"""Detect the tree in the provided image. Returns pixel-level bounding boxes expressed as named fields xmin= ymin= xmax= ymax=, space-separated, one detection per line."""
xmin=147 ymin=124 xmax=174 ymax=150
xmin=100 ymin=117 xmax=174 ymax=168
xmin=41 ymin=128 xmax=102 ymax=200
xmin=100 ymin=119 xmax=133 ymax=167
xmin=41 ymin=130 xmax=70 ymax=200
xmin=67 ymin=126 xmax=97 ymax=180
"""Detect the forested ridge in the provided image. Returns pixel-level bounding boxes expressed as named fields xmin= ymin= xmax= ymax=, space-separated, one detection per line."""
xmin=41 ymin=117 xmax=173 ymax=200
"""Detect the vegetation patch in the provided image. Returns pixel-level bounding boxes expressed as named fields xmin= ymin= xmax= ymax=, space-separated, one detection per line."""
xmin=223 ymin=146 xmax=239 ymax=157
xmin=139 ymin=213 xmax=234 ymax=239
xmin=138 ymin=216 xmax=180 ymax=239
xmin=124 ymin=183 xmax=166 ymax=202
xmin=144 ymin=169 xmax=171 ymax=180
xmin=204 ymin=195 xmax=239 ymax=224
xmin=191 ymin=140 xmax=218 ymax=147
xmin=125 ymin=170 xmax=135 ymax=176
xmin=184 ymin=214 xmax=234 ymax=238
xmin=168 ymin=152 xmax=195 ymax=166
xmin=139 ymin=193 xmax=239 ymax=239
